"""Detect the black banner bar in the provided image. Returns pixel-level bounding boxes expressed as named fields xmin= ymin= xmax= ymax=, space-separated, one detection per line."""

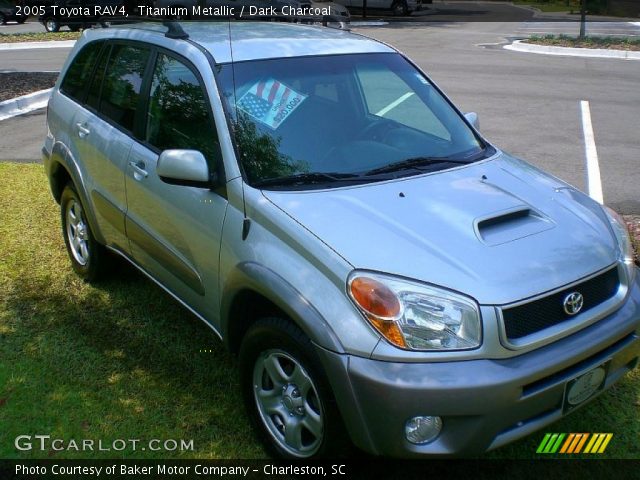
xmin=1 ymin=459 xmax=639 ymax=480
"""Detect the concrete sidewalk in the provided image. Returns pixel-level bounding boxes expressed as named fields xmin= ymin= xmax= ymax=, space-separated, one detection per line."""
xmin=0 ymin=40 xmax=76 ymax=51
xmin=0 ymin=108 xmax=46 ymax=163
xmin=505 ymin=39 xmax=640 ymax=60
xmin=0 ymin=88 xmax=52 ymax=121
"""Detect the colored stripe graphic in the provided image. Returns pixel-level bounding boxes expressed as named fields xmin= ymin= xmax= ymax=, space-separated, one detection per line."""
xmin=536 ymin=433 xmax=552 ymax=454
xmin=584 ymin=433 xmax=613 ymax=454
xmin=573 ymin=433 xmax=589 ymax=453
xmin=537 ymin=433 xmax=565 ymax=454
xmin=559 ymin=433 xmax=575 ymax=453
xmin=568 ymin=433 xmax=587 ymax=453
xmin=538 ymin=433 xmax=613 ymax=454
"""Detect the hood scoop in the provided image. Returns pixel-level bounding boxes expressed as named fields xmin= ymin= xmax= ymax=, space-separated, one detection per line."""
xmin=474 ymin=207 xmax=554 ymax=246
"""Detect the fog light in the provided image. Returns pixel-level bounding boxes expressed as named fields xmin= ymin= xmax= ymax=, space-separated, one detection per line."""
xmin=405 ymin=416 xmax=442 ymax=444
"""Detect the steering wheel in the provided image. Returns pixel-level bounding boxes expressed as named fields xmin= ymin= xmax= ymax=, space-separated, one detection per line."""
xmin=357 ymin=119 xmax=397 ymax=142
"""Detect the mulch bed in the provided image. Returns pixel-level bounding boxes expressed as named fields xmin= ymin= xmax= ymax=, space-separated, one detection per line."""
xmin=624 ymin=215 xmax=640 ymax=264
xmin=0 ymin=72 xmax=59 ymax=102
xmin=525 ymin=38 xmax=640 ymax=51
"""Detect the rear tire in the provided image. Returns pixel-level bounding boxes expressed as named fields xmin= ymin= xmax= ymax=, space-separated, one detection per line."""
xmin=391 ymin=0 xmax=408 ymax=16
xmin=0 ymin=13 xmax=6 ymax=25
xmin=60 ymin=183 xmax=108 ymax=282
xmin=239 ymin=318 xmax=349 ymax=458
xmin=43 ymin=17 xmax=60 ymax=32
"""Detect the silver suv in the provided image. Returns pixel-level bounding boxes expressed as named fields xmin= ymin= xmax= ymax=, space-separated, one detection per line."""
xmin=43 ymin=21 xmax=640 ymax=458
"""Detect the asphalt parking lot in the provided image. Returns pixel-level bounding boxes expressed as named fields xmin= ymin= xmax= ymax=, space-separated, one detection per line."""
xmin=1 ymin=18 xmax=639 ymax=214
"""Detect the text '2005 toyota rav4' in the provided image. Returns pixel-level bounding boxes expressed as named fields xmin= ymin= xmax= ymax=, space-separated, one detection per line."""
xmin=43 ymin=21 xmax=640 ymax=458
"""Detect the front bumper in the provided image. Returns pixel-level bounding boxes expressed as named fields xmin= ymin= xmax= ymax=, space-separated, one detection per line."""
xmin=318 ymin=270 xmax=640 ymax=457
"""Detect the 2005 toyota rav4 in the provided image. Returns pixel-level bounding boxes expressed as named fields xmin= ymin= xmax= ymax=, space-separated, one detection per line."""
xmin=43 ymin=21 xmax=640 ymax=458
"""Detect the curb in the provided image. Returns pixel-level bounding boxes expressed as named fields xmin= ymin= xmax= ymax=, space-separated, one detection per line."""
xmin=0 ymin=40 xmax=76 ymax=51
xmin=504 ymin=40 xmax=640 ymax=60
xmin=351 ymin=21 xmax=389 ymax=26
xmin=0 ymin=88 xmax=52 ymax=121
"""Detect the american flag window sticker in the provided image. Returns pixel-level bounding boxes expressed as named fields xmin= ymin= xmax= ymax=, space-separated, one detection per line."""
xmin=236 ymin=78 xmax=307 ymax=130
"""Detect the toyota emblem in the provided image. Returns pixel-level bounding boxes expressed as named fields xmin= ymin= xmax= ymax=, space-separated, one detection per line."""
xmin=563 ymin=292 xmax=584 ymax=316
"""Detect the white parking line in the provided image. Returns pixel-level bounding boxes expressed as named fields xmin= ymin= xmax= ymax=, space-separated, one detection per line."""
xmin=580 ymin=100 xmax=604 ymax=204
xmin=376 ymin=92 xmax=414 ymax=117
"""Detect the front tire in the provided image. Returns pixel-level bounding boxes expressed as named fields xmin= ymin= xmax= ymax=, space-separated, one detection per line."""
xmin=60 ymin=183 xmax=108 ymax=282
xmin=239 ymin=318 xmax=347 ymax=458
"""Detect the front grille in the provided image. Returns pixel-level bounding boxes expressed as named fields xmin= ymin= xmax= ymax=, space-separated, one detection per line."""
xmin=502 ymin=267 xmax=620 ymax=340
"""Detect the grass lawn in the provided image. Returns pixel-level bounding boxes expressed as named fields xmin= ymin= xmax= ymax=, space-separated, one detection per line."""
xmin=0 ymin=32 xmax=80 ymax=43
xmin=0 ymin=162 xmax=639 ymax=460
xmin=0 ymin=163 xmax=262 ymax=459
xmin=526 ymin=34 xmax=640 ymax=51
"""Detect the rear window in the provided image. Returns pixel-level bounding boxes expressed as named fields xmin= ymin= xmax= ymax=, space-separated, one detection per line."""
xmin=97 ymin=44 xmax=151 ymax=132
xmin=60 ymin=41 xmax=103 ymax=102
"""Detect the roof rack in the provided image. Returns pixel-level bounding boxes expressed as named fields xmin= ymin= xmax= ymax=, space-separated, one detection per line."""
xmin=94 ymin=17 xmax=188 ymax=39
xmin=93 ymin=15 xmax=348 ymax=37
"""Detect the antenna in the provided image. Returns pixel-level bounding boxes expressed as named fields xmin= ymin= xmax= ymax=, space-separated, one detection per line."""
xmin=162 ymin=21 xmax=189 ymax=39
xmin=226 ymin=19 xmax=249 ymax=230
xmin=227 ymin=19 xmax=238 ymax=112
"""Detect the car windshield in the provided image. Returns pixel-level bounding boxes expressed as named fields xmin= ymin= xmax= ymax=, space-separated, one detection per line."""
xmin=218 ymin=53 xmax=491 ymax=189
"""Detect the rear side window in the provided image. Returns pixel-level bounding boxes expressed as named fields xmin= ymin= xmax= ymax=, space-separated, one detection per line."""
xmin=86 ymin=44 xmax=110 ymax=111
xmin=145 ymin=53 xmax=220 ymax=163
xmin=60 ymin=41 xmax=103 ymax=102
xmin=97 ymin=44 xmax=150 ymax=132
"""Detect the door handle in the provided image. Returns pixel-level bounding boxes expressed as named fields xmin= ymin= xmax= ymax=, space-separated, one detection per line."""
xmin=129 ymin=161 xmax=148 ymax=179
xmin=76 ymin=122 xmax=90 ymax=138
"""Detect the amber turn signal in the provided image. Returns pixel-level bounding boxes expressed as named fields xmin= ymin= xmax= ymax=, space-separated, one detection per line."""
xmin=350 ymin=276 xmax=406 ymax=348
xmin=367 ymin=316 xmax=407 ymax=348
xmin=350 ymin=277 xmax=401 ymax=319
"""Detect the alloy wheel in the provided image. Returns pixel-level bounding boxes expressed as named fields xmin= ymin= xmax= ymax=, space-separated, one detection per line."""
xmin=65 ymin=198 xmax=90 ymax=266
xmin=252 ymin=350 xmax=324 ymax=457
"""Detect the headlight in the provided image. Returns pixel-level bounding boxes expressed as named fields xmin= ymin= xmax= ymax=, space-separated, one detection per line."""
xmin=603 ymin=206 xmax=637 ymax=283
xmin=348 ymin=272 xmax=481 ymax=351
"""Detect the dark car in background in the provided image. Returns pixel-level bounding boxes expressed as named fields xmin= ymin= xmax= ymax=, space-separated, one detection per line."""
xmin=0 ymin=0 xmax=28 ymax=24
xmin=38 ymin=0 xmax=126 ymax=31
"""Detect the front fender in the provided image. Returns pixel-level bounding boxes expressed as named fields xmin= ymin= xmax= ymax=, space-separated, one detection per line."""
xmin=220 ymin=261 xmax=345 ymax=354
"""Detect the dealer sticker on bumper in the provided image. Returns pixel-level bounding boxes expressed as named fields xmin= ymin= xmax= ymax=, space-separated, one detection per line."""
xmin=563 ymin=361 xmax=610 ymax=413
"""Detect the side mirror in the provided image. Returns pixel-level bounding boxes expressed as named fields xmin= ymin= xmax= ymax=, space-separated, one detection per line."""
xmin=464 ymin=112 xmax=479 ymax=130
xmin=157 ymin=150 xmax=212 ymax=188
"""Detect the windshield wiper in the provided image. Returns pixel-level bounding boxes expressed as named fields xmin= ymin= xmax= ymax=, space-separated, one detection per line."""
xmin=364 ymin=156 xmax=473 ymax=176
xmin=253 ymin=172 xmax=369 ymax=188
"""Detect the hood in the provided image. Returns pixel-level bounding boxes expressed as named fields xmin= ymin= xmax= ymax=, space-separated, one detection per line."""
xmin=262 ymin=153 xmax=618 ymax=305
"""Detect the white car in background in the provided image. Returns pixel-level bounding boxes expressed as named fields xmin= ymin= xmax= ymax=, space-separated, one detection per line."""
xmin=334 ymin=0 xmax=417 ymax=16
xmin=310 ymin=0 xmax=350 ymax=27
